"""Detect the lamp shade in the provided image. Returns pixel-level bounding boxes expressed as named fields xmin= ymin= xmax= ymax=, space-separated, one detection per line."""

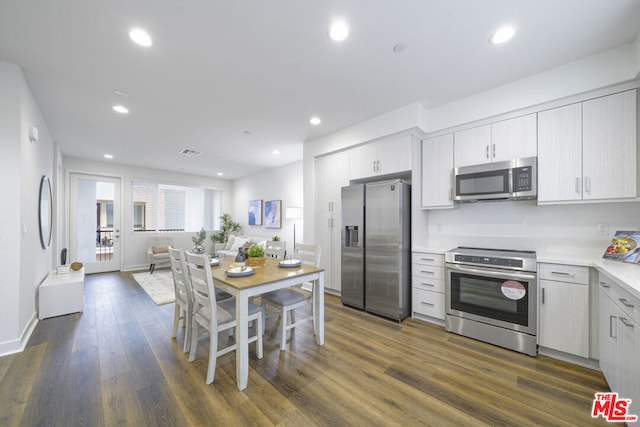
xmin=286 ymin=207 xmax=303 ymax=219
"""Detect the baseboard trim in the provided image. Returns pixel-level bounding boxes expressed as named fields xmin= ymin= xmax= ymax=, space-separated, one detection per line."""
xmin=0 ymin=312 xmax=38 ymax=357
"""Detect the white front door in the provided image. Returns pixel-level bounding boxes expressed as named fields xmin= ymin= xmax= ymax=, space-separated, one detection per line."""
xmin=70 ymin=173 xmax=121 ymax=273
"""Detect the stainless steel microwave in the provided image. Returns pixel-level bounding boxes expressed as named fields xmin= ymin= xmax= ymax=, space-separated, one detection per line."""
xmin=453 ymin=156 xmax=537 ymax=202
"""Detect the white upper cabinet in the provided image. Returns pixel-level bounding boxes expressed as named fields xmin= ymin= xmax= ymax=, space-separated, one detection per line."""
xmin=421 ymin=134 xmax=454 ymax=209
xmin=538 ymin=90 xmax=637 ymax=203
xmin=453 ymin=124 xmax=491 ymax=168
xmin=453 ymin=114 xmax=537 ymax=168
xmin=349 ymin=135 xmax=411 ymax=180
xmin=538 ymin=103 xmax=583 ymax=202
xmin=491 ymin=114 xmax=537 ymax=162
xmin=582 ymin=90 xmax=637 ymax=200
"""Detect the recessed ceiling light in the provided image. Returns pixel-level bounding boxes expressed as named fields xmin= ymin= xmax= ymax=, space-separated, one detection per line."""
xmin=104 ymin=154 xmax=114 ymax=159
xmin=112 ymin=105 xmax=129 ymax=114
xmin=243 ymin=130 xmax=252 ymax=134
xmin=217 ymin=172 xmax=223 ymax=176
xmin=328 ymin=20 xmax=349 ymax=42
xmin=489 ymin=25 xmax=516 ymax=45
xmin=310 ymin=116 xmax=321 ymax=125
xmin=272 ymin=150 xmax=280 ymax=155
xmin=129 ymin=28 xmax=152 ymax=47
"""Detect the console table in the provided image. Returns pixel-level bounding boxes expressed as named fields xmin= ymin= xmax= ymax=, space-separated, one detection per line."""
xmin=39 ymin=268 xmax=85 ymax=319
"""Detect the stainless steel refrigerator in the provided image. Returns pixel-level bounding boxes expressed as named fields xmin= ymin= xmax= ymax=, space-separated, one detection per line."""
xmin=340 ymin=179 xmax=411 ymax=321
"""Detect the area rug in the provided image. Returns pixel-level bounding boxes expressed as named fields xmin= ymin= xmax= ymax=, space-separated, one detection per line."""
xmin=132 ymin=271 xmax=175 ymax=306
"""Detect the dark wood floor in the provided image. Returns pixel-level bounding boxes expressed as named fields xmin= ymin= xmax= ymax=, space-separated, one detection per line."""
xmin=0 ymin=270 xmax=611 ymax=426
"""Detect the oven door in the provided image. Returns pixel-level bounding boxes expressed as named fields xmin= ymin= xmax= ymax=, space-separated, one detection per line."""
xmin=445 ymin=263 xmax=537 ymax=335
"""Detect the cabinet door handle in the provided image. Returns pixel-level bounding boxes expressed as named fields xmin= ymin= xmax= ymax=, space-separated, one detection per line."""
xmin=584 ymin=176 xmax=591 ymax=194
xmin=541 ymin=287 xmax=545 ymax=304
xmin=449 ymin=188 xmax=452 ymax=201
xmin=575 ymin=177 xmax=581 ymax=194
xmin=550 ymin=271 xmax=574 ymax=277
xmin=619 ymin=298 xmax=635 ymax=308
xmin=421 ymin=301 xmax=435 ymax=306
xmin=610 ymin=315 xmax=617 ymax=338
xmin=420 ymin=258 xmax=435 ymax=262
xmin=620 ymin=317 xmax=634 ymax=328
xmin=420 ymin=282 xmax=435 ymax=287
xmin=492 ymin=144 xmax=496 ymax=158
xmin=420 ymin=270 xmax=435 ymax=275
xmin=599 ymin=282 xmax=610 ymax=288
xmin=485 ymin=145 xmax=489 ymax=159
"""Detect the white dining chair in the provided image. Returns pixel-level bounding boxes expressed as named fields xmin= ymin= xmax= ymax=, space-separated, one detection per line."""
xmin=169 ymin=247 xmax=193 ymax=353
xmin=185 ymin=251 xmax=263 ymax=384
xmin=260 ymin=243 xmax=321 ymax=351
xmin=265 ymin=240 xmax=287 ymax=260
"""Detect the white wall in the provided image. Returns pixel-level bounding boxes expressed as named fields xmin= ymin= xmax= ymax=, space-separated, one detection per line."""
xmin=62 ymin=157 xmax=233 ymax=271
xmin=421 ymin=42 xmax=638 ymax=134
xmin=0 ymin=61 xmax=54 ymax=355
xmin=232 ymin=161 xmax=303 ymax=251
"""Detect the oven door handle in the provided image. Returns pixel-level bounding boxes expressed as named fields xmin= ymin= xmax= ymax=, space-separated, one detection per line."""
xmin=446 ymin=264 xmax=536 ymax=281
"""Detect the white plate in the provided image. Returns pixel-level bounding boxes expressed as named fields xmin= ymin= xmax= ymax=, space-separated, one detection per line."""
xmin=210 ymin=258 xmax=221 ymax=266
xmin=279 ymin=259 xmax=302 ymax=268
xmin=225 ymin=266 xmax=254 ymax=277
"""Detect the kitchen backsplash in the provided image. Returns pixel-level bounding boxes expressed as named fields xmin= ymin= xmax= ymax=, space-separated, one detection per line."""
xmin=424 ymin=200 xmax=640 ymax=255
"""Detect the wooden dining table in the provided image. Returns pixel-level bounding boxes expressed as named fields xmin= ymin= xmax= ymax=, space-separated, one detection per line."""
xmin=211 ymin=257 xmax=325 ymax=390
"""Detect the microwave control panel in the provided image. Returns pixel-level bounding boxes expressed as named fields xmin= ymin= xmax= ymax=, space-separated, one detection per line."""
xmin=513 ymin=166 xmax=532 ymax=192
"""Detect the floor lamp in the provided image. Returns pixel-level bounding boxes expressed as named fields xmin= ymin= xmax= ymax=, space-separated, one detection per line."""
xmin=285 ymin=207 xmax=303 ymax=254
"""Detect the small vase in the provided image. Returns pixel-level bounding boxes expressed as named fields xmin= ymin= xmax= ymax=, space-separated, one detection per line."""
xmin=192 ymin=244 xmax=205 ymax=254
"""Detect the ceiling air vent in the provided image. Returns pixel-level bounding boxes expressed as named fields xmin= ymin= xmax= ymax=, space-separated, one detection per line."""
xmin=179 ymin=148 xmax=203 ymax=157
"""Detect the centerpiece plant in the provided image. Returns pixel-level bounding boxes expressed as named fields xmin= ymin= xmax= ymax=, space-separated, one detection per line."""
xmin=246 ymin=244 xmax=266 ymax=267
xmin=191 ymin=227 xmax=207 ymax=254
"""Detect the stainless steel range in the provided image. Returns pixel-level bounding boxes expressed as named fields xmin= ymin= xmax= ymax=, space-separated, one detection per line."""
xmin=445 ymin=247 xmax=538 ymax=356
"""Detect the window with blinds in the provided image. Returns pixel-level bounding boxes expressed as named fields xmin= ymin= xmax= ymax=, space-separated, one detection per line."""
xmin=132 ymin=182 xmax=222 ymax=232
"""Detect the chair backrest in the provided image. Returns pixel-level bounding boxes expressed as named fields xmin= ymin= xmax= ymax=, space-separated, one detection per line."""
xmin=185 ymin=251 xmax=217 ymax=324
xmin=265 ymin=240 xmax=286 ymax=260
xmin=294 ymin=243 xmax=321 ymax=267
xmin=168 ymin=246 xmax=190 ymax=306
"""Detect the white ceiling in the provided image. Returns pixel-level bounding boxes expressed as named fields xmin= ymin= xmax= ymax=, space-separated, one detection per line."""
xmin=1 ymin=1 xmax=639 ymax=180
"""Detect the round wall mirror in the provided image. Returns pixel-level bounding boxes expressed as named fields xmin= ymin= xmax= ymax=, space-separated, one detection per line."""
xmin=39 ymin=175 xmax=52 ymax=249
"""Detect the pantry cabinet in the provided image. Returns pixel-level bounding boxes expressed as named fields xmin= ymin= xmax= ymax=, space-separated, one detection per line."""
xmin=453 ymin=114 xmax=537 ymax=168
xmin=538 ymin=90 xmax=637 ymax=203
xmin=421 ymin=134 xmax=454 ymax=209
xmin=315 ymin=151 xmax=349 ymax=293
xmin=538 ymin=263 xmax=590 ymax=358
xmin=349 ymin=135 xmax=411 ymax=180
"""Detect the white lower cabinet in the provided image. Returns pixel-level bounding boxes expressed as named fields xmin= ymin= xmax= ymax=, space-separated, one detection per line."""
xmin=412 ymin=251 xmax=445 ymax=321
xmin=599 ymin=272 xmax=640 ymax=407
xmin=538 ymin=263 xmax=590 ymax=358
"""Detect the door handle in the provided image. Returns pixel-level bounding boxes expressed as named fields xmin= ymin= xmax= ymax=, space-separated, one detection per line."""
xmin=492 ymin=144 xmax=496 ymax=158
xmin=485 ymin=145 xmax=489 ymax=159
xmin=599 ymin=281 xmax=610 ymax=288
xmin=620 ymin=317 xmax=634 ymax=328
xmin=585 ymin=176 xmax=591 ymax=194
xmin=420 ymin=301 xmax=435 ymax=306
xmin=619 ymin=298 xmax=635 ymax=308
xmin=541 ymin=288 xmax=545 ymax=304
xmin=610 ymin=315 xmax=617 ymax=338
xmin=575 ymin=177 xmax=581 ymax=194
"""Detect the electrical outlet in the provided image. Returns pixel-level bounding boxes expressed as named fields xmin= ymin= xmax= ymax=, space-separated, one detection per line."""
xmin=597 ymin=223 xmax=609 ymax=236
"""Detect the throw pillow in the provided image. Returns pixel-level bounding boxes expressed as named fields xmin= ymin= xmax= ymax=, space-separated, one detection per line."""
xmin=152 ymin=246 xmax=169 ymax=254
xmin=225 ymin=235 xmax=236 ymax=251
xmin=229 ymin=237 xmax=249 ymax=252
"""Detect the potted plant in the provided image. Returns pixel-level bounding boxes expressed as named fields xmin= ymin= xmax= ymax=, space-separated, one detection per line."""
xmin=191 ymin=227 xmax=207 ymax=254
xmin=245 ymin=244 xmax=266 ymax=267
xmin=210 ymin=213 xmax=241 ymax=245
xmin=272 ymin=235 xmax=280 ymax=241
